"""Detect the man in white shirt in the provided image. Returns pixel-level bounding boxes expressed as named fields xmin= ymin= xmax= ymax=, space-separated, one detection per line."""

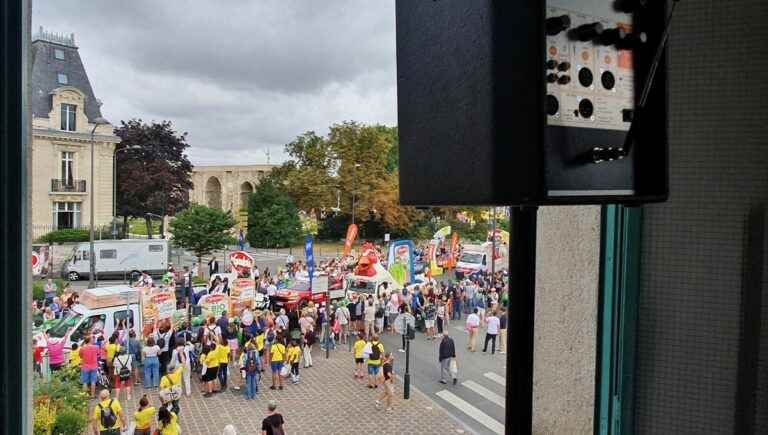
xmin=276 ymin=309 xmax=289 ymax=332
xmin=482 ymin=311 xmax=501 ymax=355
xmin=465 ymin=308 xmax=481 ymax=352
xmin=336 ymin=304 xmax=350 ymax=344
xmin=267 ymin=280 xmax=278 ymax=310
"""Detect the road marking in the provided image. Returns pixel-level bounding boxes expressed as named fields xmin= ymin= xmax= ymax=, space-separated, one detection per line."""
xmin=462 ymin=380 xmax=505 ymax=407
xmin=483 ymin=372 xmax=506 ymax=386
xmin=436 ymin=390 xmax=505 ymax=435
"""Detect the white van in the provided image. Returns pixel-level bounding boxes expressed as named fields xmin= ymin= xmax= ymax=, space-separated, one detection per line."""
xmin=41 ymin=285 xmax=142 ymax=350
xmin=64 ymin=239 xmax=169 ymax=281
xmin=455 ymin=242 xmax=506 ymax=278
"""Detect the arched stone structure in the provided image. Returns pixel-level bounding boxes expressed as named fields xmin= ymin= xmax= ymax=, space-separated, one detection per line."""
xmin=205 ymin=176 xmax=222 ymax=209
xmin=190 ymin=164 xmax=276 ymax=213
xmin=240 ymin=181 xmax=254 ymax=211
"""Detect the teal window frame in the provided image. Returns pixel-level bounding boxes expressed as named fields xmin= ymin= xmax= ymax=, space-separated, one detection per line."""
xmin=595 ymin=205 xmax=642 ymax=435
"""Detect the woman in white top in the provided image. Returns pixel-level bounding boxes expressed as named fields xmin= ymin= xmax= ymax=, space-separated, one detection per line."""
xmin=170 ymin=341 xmax=193 ymax=396
xmin=112 ymin=348 xmax=133 ymax=401
xmin=142 ymin=337 xmax=162 ymax=388
xmin=364 ymin=297 xmax=376 ymax=338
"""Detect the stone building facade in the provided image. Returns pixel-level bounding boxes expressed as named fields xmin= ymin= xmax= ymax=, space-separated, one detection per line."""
xmin=189 ymin=164 xmax=276 ymax=213
xmin=30 ymin=29 xmax=120 ymax=233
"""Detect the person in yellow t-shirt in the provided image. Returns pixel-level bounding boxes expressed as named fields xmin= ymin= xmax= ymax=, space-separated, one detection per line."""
xmin=366 ymin=335 xmax=385 ymax=388
xmin=105 ymin=335 xmax=120 ymax=363
xmin=91 ymin=389 xmax=126 ymax=435
xmin=269 ymin=334 xmax=286 ymax=390
xmin=353 ymin=333 xmax=367 ymax=379
xmin=216 ymin=338 xmax=230 ymax=391
xmin=286 ymin=340 xmax=302 ymax=384
xmin=160 ymin=365 xmax=183 ymax=415
xmin=201 ymin=344 xmax=220 ymax=397
xmin=133 ymin=395 xmax=156 ymax=435
xmin=68 ymin=342 xmax=81 ymax=368
xmin=157 ymin=406 xmax=179 ymax=435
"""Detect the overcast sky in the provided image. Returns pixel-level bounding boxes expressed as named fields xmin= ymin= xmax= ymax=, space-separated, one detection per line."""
xmin=33 ymin=1 xmax=397 ymax=165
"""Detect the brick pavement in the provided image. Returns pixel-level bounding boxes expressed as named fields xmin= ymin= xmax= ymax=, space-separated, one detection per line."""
xmin=91 ymin=347 xmax=470 ymax=435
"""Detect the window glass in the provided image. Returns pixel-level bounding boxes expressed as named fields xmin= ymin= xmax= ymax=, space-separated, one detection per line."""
xmin=57 ymin=73 xmax=68 ymax=84
xmin=113 ymin=310 xmax=134 ymax=330
xmin=149 ymin=244 xmax=164 ymax=252
xmin=60 ymin=103 xmax=76 ymax=131
xmin=100 ymin=249 xmax=117 ymax=259
xmin=54 ymin=48 xmax=65 ymax=60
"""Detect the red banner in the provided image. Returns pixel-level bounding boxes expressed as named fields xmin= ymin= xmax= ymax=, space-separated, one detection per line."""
xmin=448 ymin=232 xmax=459 ymax=268
xmin=343 ymin=224 xmax=358 ymax=258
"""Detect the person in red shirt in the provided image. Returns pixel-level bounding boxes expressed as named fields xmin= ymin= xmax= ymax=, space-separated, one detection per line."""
xmin=33 ymin=338 xmax=44 ymax=374
xmin=79 ymin=335 xmax=100 ymax=398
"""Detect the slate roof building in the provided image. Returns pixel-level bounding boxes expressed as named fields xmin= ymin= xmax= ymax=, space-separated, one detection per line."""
xmin=30 ymin=28 xmax=120 ymax=234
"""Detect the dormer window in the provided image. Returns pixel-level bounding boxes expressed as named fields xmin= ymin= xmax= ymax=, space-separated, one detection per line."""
xmin=61 ymin=103 xmax=76 ymax=131
xmin=54 ymin=48 xmax=65 ymax=60
xmin=57 ymin=73 xmax=68 ymax=84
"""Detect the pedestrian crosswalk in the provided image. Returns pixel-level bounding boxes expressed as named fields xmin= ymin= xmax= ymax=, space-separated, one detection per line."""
xmin=435 ymin=371 xmax=507 ymax=435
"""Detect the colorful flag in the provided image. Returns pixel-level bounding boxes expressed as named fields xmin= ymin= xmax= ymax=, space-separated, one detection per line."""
xmin=343 ymin=224 xmax=358 ymax=258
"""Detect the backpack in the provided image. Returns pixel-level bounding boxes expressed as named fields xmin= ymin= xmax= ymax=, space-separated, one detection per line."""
xmin=98 ymin=400 xmax=117 ymax=428
xmin=115 ymin=355 xmax=131 ymax=381
xmin=245 ymin=350 xmax=260 ymax=373
xmin=369 ymin=342 xmax=382 ymax=361
xmin=375 ymin=306 xmax=385 ymax=318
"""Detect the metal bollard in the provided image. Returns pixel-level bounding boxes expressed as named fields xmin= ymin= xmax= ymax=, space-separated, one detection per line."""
xmin=41 ymin=351 xmax=51 ymax=381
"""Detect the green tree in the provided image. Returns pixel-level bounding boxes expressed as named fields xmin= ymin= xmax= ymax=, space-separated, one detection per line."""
xmin=169 ymin=204 xmax=236 ymax=276
xmin=247 ymin=180 xmax=302 ymax=248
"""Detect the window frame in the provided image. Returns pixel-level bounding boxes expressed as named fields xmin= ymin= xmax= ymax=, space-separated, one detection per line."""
xmin=99 ymin=249 xmax=117 ymax=260
xmin=53 ymin=48 xmax=65 ymax=60
xmin=60 ymin=103 xmax=76 ymax=132
xmin=56 ymin=73 xmax=68 ymax=85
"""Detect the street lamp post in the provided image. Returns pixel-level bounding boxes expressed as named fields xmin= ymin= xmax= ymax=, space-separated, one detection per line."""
xmin=89 ymin=117 xmax=109 ymax=289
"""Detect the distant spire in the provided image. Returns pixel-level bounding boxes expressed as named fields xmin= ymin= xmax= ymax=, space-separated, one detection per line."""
xmin=264 ymin=149 xmax=271 ymax=165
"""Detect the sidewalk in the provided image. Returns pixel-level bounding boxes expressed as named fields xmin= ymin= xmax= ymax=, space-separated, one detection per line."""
xmin=94 ymin=347 xmax=469 ymax=434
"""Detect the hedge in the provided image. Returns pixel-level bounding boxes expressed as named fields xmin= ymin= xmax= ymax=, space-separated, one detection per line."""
xmin=36 ymin=229 xmax=90 ymax=243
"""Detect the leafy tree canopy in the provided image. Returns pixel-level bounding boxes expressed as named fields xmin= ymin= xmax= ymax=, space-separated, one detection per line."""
xmin=247 ymin=180 xmax=303 ymax=248
xmin=169 ymin=204 xmax=236 ymax=272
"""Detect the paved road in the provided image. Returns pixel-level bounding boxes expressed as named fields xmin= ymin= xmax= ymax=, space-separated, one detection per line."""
xmin=379 ymin=318 xmax=508 ymax=435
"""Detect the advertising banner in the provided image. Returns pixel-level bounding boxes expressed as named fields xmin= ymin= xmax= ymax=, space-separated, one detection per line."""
xmin=229 ymin=278 xmax=256 ymax=313
xmin=343 ymin=224 xmax=358 ymax=258
xmin=387 ymin=240 xmax=416 ymax=285
xmin=305 ymin=234 xmax=314 ymax=287
xmin=141 ymin=288 xmax=177 ymax=331
xmin=229 ymin=250 xmax=255 ymax=278
xmin=198 ymin=293 xmax=229 ymax=318
xmin=448 ymin=232 xmax=460 ymax=268
xmin=433 ymin=226 xmax=452 ymax=240
xmin=32 ymin=245 xmax=51 ymax=277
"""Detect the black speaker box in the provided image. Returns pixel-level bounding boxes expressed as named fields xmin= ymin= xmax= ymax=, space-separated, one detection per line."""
xmin=396 ymin=0 xmax=669 ymax=206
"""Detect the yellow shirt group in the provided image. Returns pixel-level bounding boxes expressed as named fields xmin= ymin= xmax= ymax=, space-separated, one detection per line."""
xmin=105 ymin=343 xmax=120 ymax=361
xmin=159 ymin=412 xmax=179 ymax=435
xmin=353 ymin=339 xmax=367 ymax=359
xmin=202 ymin=351 xmax=220 ymax=369
xmin=270 ymin=343 xmax=286 ymax=362
xmin=217 ymin=344 xmax=230 ymax=365
xmin=255 ymin=334 xmax=265 ymax=351
xmin=160 ymin=366 xmax=183 ymax=389
xmin=133 ymin=406 xmax=156 ymax=430
xmin=286 ymin=345 xmax=301 ymax=364
xmin=92 ymin=399 xmax=122 ymax=431
xmin=367 ymin=341 xmax=385 ymax=366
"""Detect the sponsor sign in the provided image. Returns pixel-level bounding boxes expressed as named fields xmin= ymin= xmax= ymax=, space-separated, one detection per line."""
xmin=229 ymin=250 xmax=255 ymax=278
xmin=229 ymin=278 xmax=256 ymax=313
xmin=198 ymin=293 xmax=229 ymax=318
xmin=141 ymin=288 xmax=177 ymax=329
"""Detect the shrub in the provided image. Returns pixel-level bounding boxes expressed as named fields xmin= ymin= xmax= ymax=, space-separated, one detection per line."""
xmin=33 ymin=398 xmax=56 ymax=435
xmin=36 ymin=229 xmax=90 ymax=243
xmin=32 ymin=278 xmax=66 ymax=301
xmin=51 ymin=408 xmax=87 ymax=435
xmin=192 ymin=276 xmax=207 ymax=285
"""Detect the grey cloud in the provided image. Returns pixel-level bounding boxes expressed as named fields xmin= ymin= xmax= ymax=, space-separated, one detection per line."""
xmin=33 ymin=1 xmax=397 ymax=165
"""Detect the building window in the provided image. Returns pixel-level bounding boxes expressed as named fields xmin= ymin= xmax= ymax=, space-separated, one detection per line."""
xmin=61 ymin=103 xmax=76 ymax=131
xmin=57 ymin=73 xmax=68 ymax=84
xmin=54 ymin=48 xmax=65 ymax=60
xmin=61 ymin=151 xmax=74 ymax=185
xmin=149 ymin=244 xmax=164 ymax=252
xmin=52 ymin=201 xmax=81 ymax=229
xmin=100 ymin=249 xmax=117 ymax=260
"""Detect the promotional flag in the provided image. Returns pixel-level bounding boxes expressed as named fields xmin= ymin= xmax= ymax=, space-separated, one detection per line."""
xmin=433 ymin=226 xmax=452 ymax=240
xmin=305 ymin=234 xmax=315 ymax=288
xmin=342 ymin=224 xmax=358 ymax=257
xmin=448 ymin=232 xmax=459 ymax=268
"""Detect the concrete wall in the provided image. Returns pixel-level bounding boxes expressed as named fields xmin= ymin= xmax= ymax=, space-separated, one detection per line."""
xmin=534 ymin=206 xmax=601 ymax=434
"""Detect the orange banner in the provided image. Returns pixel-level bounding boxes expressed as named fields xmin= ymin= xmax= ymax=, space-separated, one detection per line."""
xmin=343 ymin=224 xmax=358 ymax=257
xmin=448 ymin=232 xmax=459 ymax=268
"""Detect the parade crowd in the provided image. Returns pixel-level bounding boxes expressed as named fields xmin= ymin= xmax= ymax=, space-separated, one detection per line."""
xmin=33 ymin=242 xmax=509 ymax=435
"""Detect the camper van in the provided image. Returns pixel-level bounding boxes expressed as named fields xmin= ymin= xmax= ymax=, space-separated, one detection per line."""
xmin=64 ymin=239 xmax=169 ymax=281
xmin=455 ymin=242 xmax=506 ymax=279
xmin=39 ymin=285 xmax=142 ymax=350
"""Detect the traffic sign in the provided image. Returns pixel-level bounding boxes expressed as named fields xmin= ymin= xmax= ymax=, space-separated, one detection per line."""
xmin=393 ymin=312 xmax=415 ymax=335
